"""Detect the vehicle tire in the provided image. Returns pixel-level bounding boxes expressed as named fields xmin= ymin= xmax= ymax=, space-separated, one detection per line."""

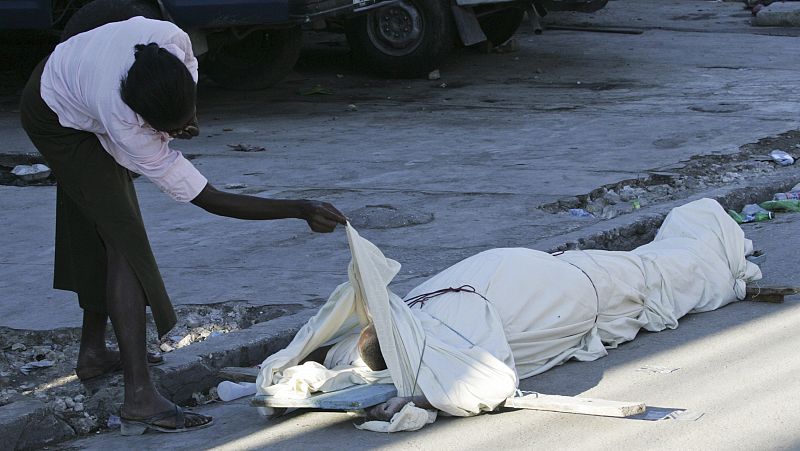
xmin=61 ymin=0 xmax=162 ymax=42
xmin=476 ymin=6 xmax=524 ymax=46
xmin=202 ymin=27 xmax=303 ymax=90
xmin=345 ymin=0 xmax=455 ymax=78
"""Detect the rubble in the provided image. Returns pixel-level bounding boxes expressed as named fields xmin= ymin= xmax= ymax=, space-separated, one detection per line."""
xmin=752 ymin=1 xmax=800 ymax=26
xmin=0 ymin=301 xmax=287 ymax=438
xmin=543 ymin=136 xmax=799 ymax=220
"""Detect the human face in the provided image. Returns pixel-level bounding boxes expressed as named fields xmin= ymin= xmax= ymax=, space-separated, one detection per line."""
xmin=167 ymin=111 xmax=199 ymax=139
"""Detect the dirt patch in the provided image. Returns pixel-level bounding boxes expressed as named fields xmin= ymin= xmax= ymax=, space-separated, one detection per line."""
xmin=0 ymin=301 xmax=296 ymax=435
xmin=541 ymin=130 xmax=800 ymax=220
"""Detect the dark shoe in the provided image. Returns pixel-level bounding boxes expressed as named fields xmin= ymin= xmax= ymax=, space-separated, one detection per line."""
xmin=120 ymin=405 xmax=213 ymax=435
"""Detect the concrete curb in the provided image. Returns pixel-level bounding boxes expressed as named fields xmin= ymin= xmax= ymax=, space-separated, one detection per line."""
xmin=0 ymin=399 xmax=75 ymax=450
xmin=152 ymin=309 xmax=315 ymax=404
xmin=533 ymin=168 xmax=800 ymax=253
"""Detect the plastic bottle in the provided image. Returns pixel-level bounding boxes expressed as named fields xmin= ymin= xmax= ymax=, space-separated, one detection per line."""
xmin=217 ymin=381 xmax=257 ymax=401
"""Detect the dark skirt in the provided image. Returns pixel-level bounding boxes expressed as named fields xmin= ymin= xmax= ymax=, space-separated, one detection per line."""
xmin=19 ymin=58 xmax=176 ymax=337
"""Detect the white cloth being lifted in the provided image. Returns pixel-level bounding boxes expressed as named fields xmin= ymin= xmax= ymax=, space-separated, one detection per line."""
xmin=255 ymin=198 xmax=762 ymax=424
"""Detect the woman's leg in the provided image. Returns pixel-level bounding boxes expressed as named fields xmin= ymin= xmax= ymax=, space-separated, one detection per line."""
xmin=75 ymin=311 xmax=121 ymax=380
xmin=106 ymin=243 xmax=210 ymax=428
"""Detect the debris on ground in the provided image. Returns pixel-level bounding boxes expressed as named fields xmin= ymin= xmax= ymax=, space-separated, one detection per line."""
xmin=428 ymin=70 xmax=441 ymax=81
xmin=769 ymin=149 xmax=795 ymax=166
xmin=299 ymin=84 xmax=334 ymax=96
xmin=493 ymin=38 xmax=519 ymax=53
xmin=751 ymin=1 xmax=800 ymax=26
xmin=224 ymin=183 xmax=248 ymax=189
xmin=761 ymin=199 xmax=800 ymax=212
xmin=543 ymin=132 xmax=800 ymax=221
xmin=0 ymin=302 xmax=292 ymax=437
xmin=227 ymin=144 xmax=266 ymax=152
xmin=636 ymin=365 xmax=679 ymax=374
xmin=569 ymin=208 xmax=594 ymax=218
xmin=729 ymin=203 xmax=773 ymax=224
xmin=346 ymin=104 xmax=358 ymax=112
xmin=11 ymin=163 xmax=50 ymax=181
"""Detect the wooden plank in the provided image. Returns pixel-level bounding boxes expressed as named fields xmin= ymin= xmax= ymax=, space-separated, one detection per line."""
xmin=745 ymin=285 xmax=800 ymax=304
xmin=503 ymin=393 xmax=646 ymax=418
xmin=219 ymin=366 xmax=259 ymax=383
xmin=251 ymin=383 xmax=397 ymax=410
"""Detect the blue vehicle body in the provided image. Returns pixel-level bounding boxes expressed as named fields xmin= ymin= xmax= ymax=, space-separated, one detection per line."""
xmin=160 ymin=0 xmax=290 ymax=28
xmin=1 ymin=0 xmax=52 ymax=29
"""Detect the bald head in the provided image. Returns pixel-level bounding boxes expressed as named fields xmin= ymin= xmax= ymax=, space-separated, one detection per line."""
xmin=358 ymin=323 xmax=387 ymax=371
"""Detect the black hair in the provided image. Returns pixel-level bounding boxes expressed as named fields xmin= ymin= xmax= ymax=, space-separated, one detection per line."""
xmin=120 ymin=42 xmax=196 ymax=132
xmin=358 ymin=323 xmax=387 ymax=371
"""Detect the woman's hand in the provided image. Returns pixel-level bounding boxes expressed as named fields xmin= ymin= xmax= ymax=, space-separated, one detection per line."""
xmin=367 ymin=397 xmax=412 ymax=421
xmin=301 ymin=200 xmax=347 ymax=233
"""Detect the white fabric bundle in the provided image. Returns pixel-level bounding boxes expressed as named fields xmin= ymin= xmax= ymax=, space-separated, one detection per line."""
xmin=356 ymin=403 xmax=437 ymax=433
xmin=254 ymin=198 xmax=762 ymax=429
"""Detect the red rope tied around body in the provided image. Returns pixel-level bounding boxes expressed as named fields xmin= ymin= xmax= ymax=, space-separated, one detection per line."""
xmin=404 ymin=284 xmax=489 ymax=308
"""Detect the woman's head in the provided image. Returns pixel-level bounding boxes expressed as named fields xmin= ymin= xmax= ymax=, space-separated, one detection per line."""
xmin=357 ymin=323 xmax=387 ymax=371
xmin=120 ymin=43 xmax=196 ymax=134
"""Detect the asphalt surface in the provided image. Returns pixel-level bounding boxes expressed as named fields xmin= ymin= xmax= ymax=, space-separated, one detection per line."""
xmin=0 ymin=0 xmax=799 ymax=449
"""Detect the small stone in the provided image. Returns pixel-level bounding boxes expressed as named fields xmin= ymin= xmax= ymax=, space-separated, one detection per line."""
xmin=176 ymin=335 xmax=193 ymax=348
xmin=605 ymin=190 xmax=621 ymax=205
xmin=619 ymin=185 xmax=637 ymax=201
xmin=65 ymin=397 xmax=76 ymax=408
xmin=185 ymin=313 xmax=203 ymax=328
xmin=107 ymin=415 xmax=121 ymax=429
xmin=74 ymin=394 xmax=85 ymax=403
xmin=346 ymin=104 xmax=358 ymax=112
xmin=53 ymin=398 xmax=67 ymax=412
xmin=159 ymin=342 xmax=174 ymax=353
xmin=11 ymin=343 xmax=26 ymax=352
xmin=439 ymin=82 xmax=447 ymax=88
xmin=601 ymin=206 xmax=619 ymax=220
xmin=192 ymin=392 xmax=204 ymax=404
xmin=74 ymin=402 xmax=84 ymax=412
xmin=71 ymin=415 xmax=97 ymax=434
xmin=585 ymin=200 xmax=604 ymax=215
xmin=558 ymin=196 xmax=582 ymax=210
xmin=428 ymin=69 xmax=441 ymax=80
xmin=224 ymin=183 xmax=247 ymax=189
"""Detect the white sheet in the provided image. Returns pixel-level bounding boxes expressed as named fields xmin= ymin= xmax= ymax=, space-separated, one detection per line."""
xmin=255 ymin=198 xmax=762 ymax=423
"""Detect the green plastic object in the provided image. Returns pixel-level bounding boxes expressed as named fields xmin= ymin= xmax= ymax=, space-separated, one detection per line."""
xmin=728 ymin=210 xmax=745 ymax=224
xmin=760 ymin=200 xmax=800 ymax=212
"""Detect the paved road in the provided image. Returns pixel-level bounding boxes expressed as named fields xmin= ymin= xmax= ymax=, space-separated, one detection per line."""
xmin=65 ymin=214 xmax=800 ymax=450
xmin=2 ymin=0 xmax=800 ymax=448
xmin=2 ymin=0 xmax=799 ymax=330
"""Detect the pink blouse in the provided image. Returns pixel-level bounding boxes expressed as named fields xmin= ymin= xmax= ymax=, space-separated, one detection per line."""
xmin=40 ymin=16 xmax=207 ymax=202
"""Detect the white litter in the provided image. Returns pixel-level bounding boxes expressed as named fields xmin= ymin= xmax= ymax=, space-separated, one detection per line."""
xmin=11 ymin=164 xmax=51 ymax=181
xmin=770 ymin=150 xmax=795 ymax=166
